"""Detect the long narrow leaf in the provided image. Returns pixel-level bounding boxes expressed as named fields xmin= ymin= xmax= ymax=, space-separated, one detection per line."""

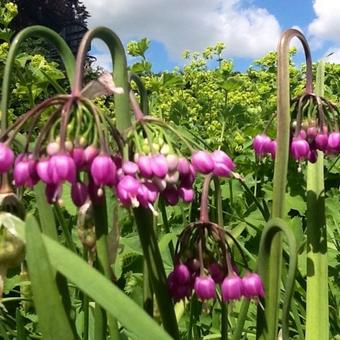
xmin=34 ymin=183 xmax=57 ymax=240
xmin=3 ymin=213 xmax=172 ymax=340
xmin=25 ymin=215 xmax=74 ymax=340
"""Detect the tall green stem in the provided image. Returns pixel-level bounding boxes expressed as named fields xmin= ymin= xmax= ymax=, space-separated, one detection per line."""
xmin=257 ymin=29 xmax=312 ymax=340
xmin=134 ymin=207 xmax=180 ymax=339
xmin=93 ymin=200 xmax=119 ymax=340
xmin=305 ymin=61 xmax=328 ymax=339
xmin=75 ymin=27 xmax=132 ymax=339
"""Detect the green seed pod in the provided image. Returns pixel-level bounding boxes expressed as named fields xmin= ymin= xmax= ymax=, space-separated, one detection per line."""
xmin=20 ymin=265 xmax=33 ymax=311
xmin=142 ymin=144 xmax=150 ymax=154
xmin=79 ymin=136 xmax=87 ymax=147
xmin=0 ymin=223 xmax=25 ymax=268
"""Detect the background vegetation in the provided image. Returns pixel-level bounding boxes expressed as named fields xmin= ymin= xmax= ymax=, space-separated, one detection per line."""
xmin=0 ymin=1 xmax=340 ymax=339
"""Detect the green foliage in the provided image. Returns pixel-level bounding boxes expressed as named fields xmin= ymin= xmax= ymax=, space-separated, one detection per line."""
xmin=1 ymin=5 xmax=340 ymax=338
xmin=0 ymin=1 xmax=66 ymax=125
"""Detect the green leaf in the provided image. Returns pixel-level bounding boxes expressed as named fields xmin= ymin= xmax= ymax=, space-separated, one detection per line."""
xmin=158 ymin=232 xmax=177 ymax=254
xmin=120 ymin=235 xmax=143 ymax=255
xmin=162 ymin=73 xmax=184 ymax=88
xmin=25 ymin=214 xmax=74 ymax=340
xmin=219 ymin=77 xmax=243 ymax=91
xmin=130 ymin=60 xmax=151 ymax=74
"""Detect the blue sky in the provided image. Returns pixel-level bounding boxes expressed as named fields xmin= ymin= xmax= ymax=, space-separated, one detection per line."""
xmin=82 ymin=0 xmax=340 ymax=72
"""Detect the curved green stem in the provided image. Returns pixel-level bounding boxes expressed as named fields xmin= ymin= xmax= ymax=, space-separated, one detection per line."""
xmin=1 ymin=25 xmax=75 ymax=132
xmin=257 ymin=29 xmax=312 ymax=340
xmin=257 ymin=218 xmax=298 ymax=340
xmin=129 ymin=72 xmax=149 ymax=114
xmin=73 ymin=27 xmax=130 ymax=132
xmin=305 ymin=61 xmax=328 ymax=340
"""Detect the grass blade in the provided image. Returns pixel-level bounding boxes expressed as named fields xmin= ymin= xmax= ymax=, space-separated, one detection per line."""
xmin=25 ymin=214 xmax=74 ymax=340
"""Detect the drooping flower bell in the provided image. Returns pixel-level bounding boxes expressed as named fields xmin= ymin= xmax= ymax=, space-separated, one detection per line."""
xmin=290 ymin=137 xmax=310 ymax=161
xmin=191 ymin=151 xmax=215 ymax=174
xmin=116 ymin=175 xmax=140 ymax=207
xmin=242 ymin=272 xmax=265 ymax=298
xmin=211 ymin=150 xmax=235 ymax=177
xmin=194 ymin=275 xmax=216 ymax=301
xmin=252 ymin=134 xmax=272 ymax=160
xmin=221 ymin=273 xmax=243 ymax=301
xmin=327 ymin=132 xmax=340 ymax=152
xmin=0 ymin=144 xmax=14 ymax=173
xmin=71 ymin=181 xmax=88 ymax=207
xmin=91 ymin=154 xmax=117 ymax=187
xmin=48 ymin=153 xmax=76 ymax=184
xmin=150 ymin=154 xmax=168 ymax=178
xmin=13 ymin=154 xmax=38 ymax=188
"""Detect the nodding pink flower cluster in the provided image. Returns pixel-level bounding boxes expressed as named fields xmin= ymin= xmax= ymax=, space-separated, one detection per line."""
xmin=0 ymin=141 xmax=235 ymax=212
xmin=253 ymin=121 xmax=340 ymax=166
xmin=252 ymin=134 xmax=276 ymax=160
xmin=167 ymin=261 xmax=264 ymax=302
xmin=167 ymin=221 xmax=264 ymax=303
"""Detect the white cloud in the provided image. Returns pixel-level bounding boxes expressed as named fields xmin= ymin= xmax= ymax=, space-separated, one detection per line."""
xmin=83 ymin=0 xmax=281 ymax=64
xmin=308 ymin=0 xmax=340 ymax=44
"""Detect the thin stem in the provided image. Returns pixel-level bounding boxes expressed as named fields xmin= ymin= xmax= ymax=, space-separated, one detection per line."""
xmin=130 ymin=90 xmax=145 ymax=121
xmin=59 ymin=97 xmax=76 ymax=151
xmin=141 ymin=116 xmax=198 ymax=152
xmin=221 ymin=302 xmax=228 ymax=340
xmin=53 ymin=204 xmax=77 ymax=253
xmin=200 ymin=174 xmax=213 ymax=223
xmin=80 ymin=97 xmax=109 ymax=153
xmin=0 ymin=96 xmax=66 ymax=143
xmin=134 ymin=207 xmax=180 ymax=339
xmin=92 ymin=200 xmax=120 ymax=340
xmin=143 ymin=261 xmax=154 ymax=316
xmin=159 ymin=198 xmax=175 ymax=261
xmin=33 ymin=109 xmax=62 ymax=157
xmin=236 ymin=175 xmax=269 ymax=221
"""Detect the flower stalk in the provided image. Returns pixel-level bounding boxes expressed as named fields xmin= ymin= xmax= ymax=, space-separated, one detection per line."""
xmin=305 ymin=60 xmax=328 ymax=340
xmin=256 ymin=29 xmax=312 ymax=340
